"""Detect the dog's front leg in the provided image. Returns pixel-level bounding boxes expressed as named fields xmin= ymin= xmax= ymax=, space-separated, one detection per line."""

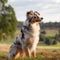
xmin=31 ymin=50 xmax=36 ymax=57
xmin=12 ymin=48 xmax=19 ymax=60
xmin=24 ymin=47 xmax=31 ymax=57
xmin=19 ymin=50 xmax=25 ymax=58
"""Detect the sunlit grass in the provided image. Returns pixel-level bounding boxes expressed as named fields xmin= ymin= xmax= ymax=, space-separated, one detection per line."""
xmin=37 ymin=42 xmax=60 ymax=49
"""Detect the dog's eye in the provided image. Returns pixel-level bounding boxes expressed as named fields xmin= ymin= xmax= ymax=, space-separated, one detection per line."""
xmin=30 ymin=13 xmax=32 ymax=15
xmin=29 ymin=19 xmax=31 ymax=22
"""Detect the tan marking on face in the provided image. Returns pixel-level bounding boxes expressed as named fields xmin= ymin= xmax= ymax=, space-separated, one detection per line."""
xmin=34 ymin=11 xmax=40 ymax=16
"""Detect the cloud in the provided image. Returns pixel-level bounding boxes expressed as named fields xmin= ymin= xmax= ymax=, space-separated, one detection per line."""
xmin=8 ymin=0 xmax=32 ymax=3
xmin=42 ymin=13 xmax=60 ymax=22
xmin=53 ymin=0 xmax=60 ymax=3
xmin=42 ymin=4 xmax=51 ymax=9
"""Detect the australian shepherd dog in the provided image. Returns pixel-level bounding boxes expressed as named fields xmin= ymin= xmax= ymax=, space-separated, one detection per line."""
xmin=7 ymin=10 xmax=43 ymax=59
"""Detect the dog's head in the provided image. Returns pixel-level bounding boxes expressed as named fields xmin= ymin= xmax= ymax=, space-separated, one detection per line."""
xmin=26 ymin=10 xmax=43 ymax=24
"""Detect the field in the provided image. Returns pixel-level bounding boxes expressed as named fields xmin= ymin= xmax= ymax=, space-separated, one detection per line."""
xmin=0 ymin=29 xmax=60 ymax=60
xmin=42 ymin=29 xmax=58 ymax=37
xmin=0 ymin=43 xmax=60 ymax=60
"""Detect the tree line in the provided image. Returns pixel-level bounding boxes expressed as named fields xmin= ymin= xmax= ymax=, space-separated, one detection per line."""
xmin=40 ymin=22 xmax=60 ymax=29
xmin=18 ymin=22 xmax=60 ymax=29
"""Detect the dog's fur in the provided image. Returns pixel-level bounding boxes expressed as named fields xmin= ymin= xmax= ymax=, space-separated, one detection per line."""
xmin=7 ymin=10 xmax=43 ymax=59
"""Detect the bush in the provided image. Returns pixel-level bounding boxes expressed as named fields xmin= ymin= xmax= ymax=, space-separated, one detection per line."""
xmin=52 ymin=40 xmax=57 ymax=45
xmin=41 ymin=30 xmax=46 ymax=35
xmin=44 ymin=38 xmax=51 ymax=45
xmin=54 ymin=33 xmax=60 ymax=42
xmin=40 ymin=34 xmax=46 ymax=41
xmin=40 ymin=31 xmax=58 ymax=45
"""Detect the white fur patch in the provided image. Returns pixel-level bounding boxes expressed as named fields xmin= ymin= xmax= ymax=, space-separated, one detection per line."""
xmin=31 ymin=22 xmax=40 ymax=51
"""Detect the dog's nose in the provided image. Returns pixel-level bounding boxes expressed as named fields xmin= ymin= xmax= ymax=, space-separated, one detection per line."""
xmin=33 ymin=16 xmax=37 ymax=18
xmin=41 ymin=17 xmax=43 ymax=20
xmin=34 ymin=16 xmax=36 ymax=18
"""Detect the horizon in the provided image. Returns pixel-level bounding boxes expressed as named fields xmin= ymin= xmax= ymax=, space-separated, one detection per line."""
xmin=8 ymin=0 xmax=60 ymax=22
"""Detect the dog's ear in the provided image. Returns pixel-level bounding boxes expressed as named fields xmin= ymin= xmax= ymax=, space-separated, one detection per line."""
xmin=34 ymin=11 xmax=40 ymax=16
xmin=27 ymin=11 xmax=30 ymax=15
xmin=26 ymin=10 xmax=33 ymax=16
xmin=26 ymin=11 xmax=30 ymax=17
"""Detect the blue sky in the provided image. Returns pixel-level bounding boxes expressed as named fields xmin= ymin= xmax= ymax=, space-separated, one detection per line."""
xmin=8 ymin=0 xmax=60 ymax=22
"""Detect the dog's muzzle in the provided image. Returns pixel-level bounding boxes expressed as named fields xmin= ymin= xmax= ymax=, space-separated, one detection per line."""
xmin=29 ymin=16 xmax=43 ymax=23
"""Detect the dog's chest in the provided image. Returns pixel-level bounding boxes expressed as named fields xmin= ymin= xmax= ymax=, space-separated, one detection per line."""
xmin=31 ymin=23 xmax=40 ymax=36
xmin=31 ymin=23 xmax=40 ymax=50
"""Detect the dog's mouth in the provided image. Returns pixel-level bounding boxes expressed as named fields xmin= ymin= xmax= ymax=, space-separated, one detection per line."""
xmin=29 ymin=16 xmax=43 ymax=23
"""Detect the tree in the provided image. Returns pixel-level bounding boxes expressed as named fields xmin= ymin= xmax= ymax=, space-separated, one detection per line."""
xmin=40 ymin=34 xmax=46 ymax=41
xmin=0 ymin=0 xmax=17 ymax=40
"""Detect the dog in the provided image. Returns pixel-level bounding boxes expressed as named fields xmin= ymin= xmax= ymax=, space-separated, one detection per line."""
xmin=23 ymin=10 xmax=43 ymax=57
xmin=7 ymin=10 xmax=43 ymax=59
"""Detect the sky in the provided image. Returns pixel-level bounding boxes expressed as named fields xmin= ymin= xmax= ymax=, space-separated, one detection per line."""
xmin=8 ymin=0 xmax=60 ymax=22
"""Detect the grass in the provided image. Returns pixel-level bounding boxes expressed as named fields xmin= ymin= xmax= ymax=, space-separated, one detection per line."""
xmin=0 ymin=50 xmax=60 ymax=60
xmin=0 ymin=29 xmax=60 ymax=60
xmin=38 ymin=42 xmax=60 ymax=49
xmin=43 ymin=29 xmax=58 ymax=37
xmin=0 ymin=43 xmax=60 ymax=60
xmin=0 ymin=50 xmax=8 ymax=60
xmin=0 ymin=50 xmax=43 ymax=60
